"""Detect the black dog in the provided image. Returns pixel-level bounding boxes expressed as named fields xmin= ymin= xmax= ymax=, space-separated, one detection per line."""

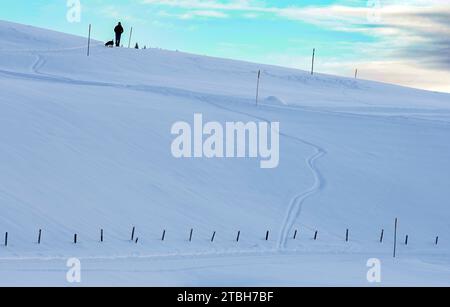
xmin=105 ymin=40 xmax=114 ymax=47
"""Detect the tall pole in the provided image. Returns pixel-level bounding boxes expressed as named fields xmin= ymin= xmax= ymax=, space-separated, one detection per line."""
xmin=393 ymin=218 xmax=398 ymax=258
xmin=311 ymin=48 xmax=315 ymax=75
xmin=355 ymin=69 xmax=358 ymax=79
xmin=128 ymin=27 xmax=133 ymax=48
xmin=87 ymin=24 xmax=91 ymax=57
xmin=256 ymin=70 xmax=261 ymax=106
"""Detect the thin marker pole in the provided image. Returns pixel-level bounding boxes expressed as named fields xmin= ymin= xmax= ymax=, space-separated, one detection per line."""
xmin=236 ymin=231 xmax=241 ymax=242
xmin=100 ymin=229 xmax=103 ymax=242
xmin=435 ymin=236 xmax=439 ymax=245
xmin=74 ymin=234 xmax=77 ymax=244
xmin=189 ymin=228 xmax=193 ymax=242
xmin=4 ymin=232 xmax=8 ymax=247
xmin=211 ymin=231 xmax=216 ymax=242
xmin=128 ymin=27 xmax=133 ymax=48
xmin=311 ymin=48 xmax=315 ymax=75
xmin=293 ymin=229 xmax=298 ymax=240
xmin=314 ymin=231 xmax=318 ymax=241
xmin=346 ymin=229 xmax=349 ymax=242
xmin=256 ymin=70 xmax=261 ymax=106
xmin=380 ymin=229 xmax=384 ymax=243
xmin=38 ymin=229 xmax=42 ymax=244
xmin=265 ymin=230 xmax=269 ymax=241
xmin=355 ymin=69 xmax=358 ymax=79
xmin=161 ymin=230 xmax=166 ymax=241
xmin=87 ymin=24 xmax=91 ymax=57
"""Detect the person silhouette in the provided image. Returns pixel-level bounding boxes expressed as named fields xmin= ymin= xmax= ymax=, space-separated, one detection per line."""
xmin=114 ymin=22 xmax=124 ymax=47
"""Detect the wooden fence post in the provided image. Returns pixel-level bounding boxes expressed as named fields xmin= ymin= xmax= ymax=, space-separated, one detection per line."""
xmin=38 ymin=229 xmax=42 ymax=244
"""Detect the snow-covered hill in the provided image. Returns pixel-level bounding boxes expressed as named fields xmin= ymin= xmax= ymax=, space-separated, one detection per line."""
xmin=0 ymin=20 xmax=449 ymax=286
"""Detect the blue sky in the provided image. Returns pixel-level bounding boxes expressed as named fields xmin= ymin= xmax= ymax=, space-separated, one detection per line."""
xmin=2 ymin=0 xmax=449 ymax=92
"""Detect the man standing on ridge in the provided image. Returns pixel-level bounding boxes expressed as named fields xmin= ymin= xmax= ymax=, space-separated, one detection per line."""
xmin=114 ymin=22 xmax=124 ymax=47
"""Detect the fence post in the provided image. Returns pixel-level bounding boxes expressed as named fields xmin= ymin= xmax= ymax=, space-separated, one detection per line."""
xmin=131 ymin=226 xmax=135 ymax=241
xmin=87 ymin=24 xmax=91 ymax=57
xmin=346 ymin=229 xmax=349 ymax=242
xmin=135 ymin=237 xmax=139 ymax=244
xmin=355 ymin=69 xmax=358 ymax=79
xmin=314 ymin=231 xmax=318 ymax=241
xmin=311 ymin=48 xmax=315 ymax=75
xmin=38 ymin=229 xmax=42 ymax=244
xmin=265 ymin=230 xmax=269 ymax=241
xmin=435 ymin=236 xmax=439 ymax=245
xmin=236 ymin=231 xmax=241 ymax=242
xmin=293 ymin=229 xmax=298 ymax=240
xmin=4 ymin=232 xmax=8 ymax=247
xmin=211 ymin=231 xmax=216 ymax=242
xmin=393 ymin=218 xmax=398 ymax=258
xmin=100 ymin=229 xmax=103 ymax=242
xmin=189 ymin=228 xmax=193 ymax=242
xmin=405 ymin=235 xmax=408 ymax=245
xmin=161 ymin=230 xmax=166 ymax=241
xmin=74 ymin=234 xmax=77 ymax=244
xmin=380 ymin=229 xmax=384 ymax=243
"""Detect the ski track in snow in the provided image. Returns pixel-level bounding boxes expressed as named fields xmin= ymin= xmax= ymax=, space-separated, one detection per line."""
xmin=2 ymin=53 xmax=328 ymax=253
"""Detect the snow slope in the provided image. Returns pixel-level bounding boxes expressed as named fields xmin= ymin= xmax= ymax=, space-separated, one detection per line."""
xmin=0 ymin=20 xmax=449 ymax=286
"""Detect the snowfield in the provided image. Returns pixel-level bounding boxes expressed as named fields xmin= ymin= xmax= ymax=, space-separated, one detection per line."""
xmin=0 ymin=20 xmax=449 ymax=286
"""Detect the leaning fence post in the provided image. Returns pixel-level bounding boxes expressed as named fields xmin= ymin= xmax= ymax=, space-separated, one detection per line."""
xmin=405 ymin=235 xmax=409 ymax=245
xmin=131 ymin=226 xmax=135 ymax=241
xmin=380 ymin=229 xmax=384 ymax=243
xmin=293 ymin=229 xmax=298 ymax=240
xmin=189 ymin=228 xmax=193 ymax=242
xmin=4 ymin=232 xmax=8 ymax=247
xmin=236 ymin=231 xmax=241 ymax=242
xmin=211 ymin=231 xmax=216 ymax=242
xmin=38 ymin=229 xmax=42 ymax=244
xmin=314 ymin=231 xmax=318 ymax=241
xmin=435 ymin=236 xmax=439 ymax=245
xmin=265 ymin=230 xmax=269 ymax=241
xmin=161 ymin=230 xmax=166 ymax=241
xmin=135 ymin=237 xmax=139 ymax=244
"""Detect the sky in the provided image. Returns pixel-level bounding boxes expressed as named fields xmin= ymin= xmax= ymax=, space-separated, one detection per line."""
xmin=1 ymin=0 xmax=449 ymax=93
